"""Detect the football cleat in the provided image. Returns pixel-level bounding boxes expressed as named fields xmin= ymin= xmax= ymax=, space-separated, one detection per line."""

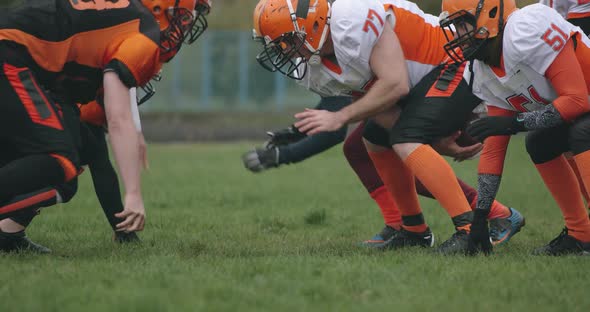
xmin=242 ymin=147 xmax=280 ymax=173
xmin=378 ymin=228 xmax=434 ymax=250
xmin=489 ymin=207 xmax=525 ymax=246
xmin=359 ymin=225 xmax=399 ymax=248
xmin=532 ymin=228 xmax=590 ymax=256
xmin=0 ymin=230 xmax=51 ymax=254
xmin=435 ymin=230 xmax=470 ymax=255
xmin=113 ymin=231 xmax=141 ymax=244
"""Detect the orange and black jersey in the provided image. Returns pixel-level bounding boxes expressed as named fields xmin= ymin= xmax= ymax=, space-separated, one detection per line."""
xmin=0 ymin=0 xmax=161 ymax=102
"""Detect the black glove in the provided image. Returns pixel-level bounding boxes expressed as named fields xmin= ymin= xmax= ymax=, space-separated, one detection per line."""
xmin=468 ymin=209 xmax=493 ymax=255
xmin=466 ymin=116 xmax=525 ymax=142
xmin=264 ymin=125 xmax=306 ymax=149
xmin=241 ymin=147 xmax=280 ymax=173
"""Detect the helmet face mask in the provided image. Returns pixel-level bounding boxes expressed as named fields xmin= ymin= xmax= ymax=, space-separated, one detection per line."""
xmin=440 ymin=10 xmax=490 ymax=63
xmin=440 ymin=0 xmax=516 ymax=63
xmin=253 ymin=0 xmax=331 ymax=79
xmin=256 ymin=31 xmax=308 ymax=80
xmin=143 ymin=0 xmax=211 ymax=62
xmin=186 ymin=2 xmax=211 ymax=44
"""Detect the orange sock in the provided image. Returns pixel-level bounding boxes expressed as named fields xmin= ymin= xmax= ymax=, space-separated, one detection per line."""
xmin=403 ymin=145 xmax=472 ymax=224
xmin=370 ymin=185 xmax=402 ymax=228
xmin=487 ymin=200 xmax=511 ymax=219
xmin=567 ymin=155 xmax=590 ymax=204
xmin=536 ymin=155 xmax=590 ymax=242
xmin=367 ymin=149 xmax=427 ymax=233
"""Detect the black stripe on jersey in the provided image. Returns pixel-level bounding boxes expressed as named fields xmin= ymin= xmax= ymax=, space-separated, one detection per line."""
xmin=18 ymin=70 xmax=52 ymax=119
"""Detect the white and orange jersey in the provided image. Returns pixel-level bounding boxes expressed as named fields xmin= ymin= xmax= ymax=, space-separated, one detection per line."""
xmin=297 ymin=0 xmax=449 ymax=97
xmin=539 ymin=0 xmax=590 ymax=19
xmin=467 ymin=4 xmax=590 ymax=112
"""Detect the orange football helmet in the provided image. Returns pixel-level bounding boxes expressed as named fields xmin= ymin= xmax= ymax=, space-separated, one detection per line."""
xmin=253 ymin=0 xmax=332 ymax=80
xmin=141 ymin=0 xmax=212 ymax=62
xmin=439 ymin=0 xmax=517 ymax=63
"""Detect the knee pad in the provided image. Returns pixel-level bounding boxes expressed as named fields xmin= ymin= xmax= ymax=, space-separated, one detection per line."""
xmin=362 ymin=120 xmax=390 ymax=148
xmin=526 ymin=127 xmax=569 ymax=164
xmin=49 ymin=153 xmax=79 ymax=182
xmin=569 ymin=114 xmax=590 ymax=154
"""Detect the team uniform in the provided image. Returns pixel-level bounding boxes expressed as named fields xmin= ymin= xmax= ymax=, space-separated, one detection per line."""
xmin=1 ymin=92 xmax=144 ymax=252
xmin=0 ymin=0 xmax=161 ymax=219
xmin=467 ymin=4 xmax=590 ymax=254
xmin=257 ymin=0 xmax=521 ymax=252
xmin=540 ymin=0 xmax=590 ymax=33
xmin=296 ymin=0 xmax=480 ymax=146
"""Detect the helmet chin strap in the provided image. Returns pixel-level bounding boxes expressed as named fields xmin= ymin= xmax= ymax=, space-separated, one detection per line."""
xmin=308 ymin=54 xmax=321 ymax=66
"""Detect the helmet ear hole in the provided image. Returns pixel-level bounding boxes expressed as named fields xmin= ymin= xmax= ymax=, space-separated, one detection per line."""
xmin=489 ymin=7 xmax=498 ymax=18
xmin=153 ymin=5 xmax=162 ymax=14
xmin=313 ymin=21 xmax=319 ymax=33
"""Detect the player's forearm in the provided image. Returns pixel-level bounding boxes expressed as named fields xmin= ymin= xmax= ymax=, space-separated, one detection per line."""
xmin=107 ymin=120 xmax=142 ymax=196
xmin=336 ymin=79 xmax=408 ymax=124
xmin=103 ymin=72 xmax=142 ymax=196
xmin=476 ymin=174 xmax=502 ymax=212
xmin=516 ymin=104 xmax=564 ymax=131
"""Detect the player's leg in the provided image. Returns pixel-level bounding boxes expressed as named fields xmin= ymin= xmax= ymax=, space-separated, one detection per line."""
xmin=343 ymin=121 xmax=401 ymax=246
xmin=526 ymin=123 xmax=590 ymax=255
xmin=363 ymin=120 xmax=434 ymax=249
xmin=389 ymin=63 xmax=509 ymax=254
xmin=0 ymin=61 xmax=79 ymax=218
xmin=0 ymin=181 xmax=76 ymax=253
xmin=242 ymin=97 xmax=350 ymax=172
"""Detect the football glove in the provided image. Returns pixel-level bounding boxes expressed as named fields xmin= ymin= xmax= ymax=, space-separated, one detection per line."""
xmin=466 ymin=116 xmax=524 ymax=142
xmin=264 ymin=125 xmax=306 ymax=149
xmin=467 ymin=209 xmax=493 ymax=255
xmin=242 ymin=147 xmax=280 ymax=173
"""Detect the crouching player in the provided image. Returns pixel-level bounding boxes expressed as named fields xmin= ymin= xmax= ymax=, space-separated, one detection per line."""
xmin=441 ymin=0 xmax=590 ymax=255
xmin=0 ymin=0 xmax=211 ymax=252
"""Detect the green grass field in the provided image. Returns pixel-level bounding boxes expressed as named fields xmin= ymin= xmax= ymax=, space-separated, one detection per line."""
xmin=1 ymin=137 xmax=589 ymax=311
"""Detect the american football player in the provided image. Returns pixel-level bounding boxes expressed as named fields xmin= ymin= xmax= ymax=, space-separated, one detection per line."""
xmin=540 ymin=0 xmax=590 ymax=33
xmin=253 ymin=0 xmax=525 ymax=254
xmin=441 ymin=0 xmax=590 ymax=255
xmin=0 ymin=0 xmax=211 ymax=251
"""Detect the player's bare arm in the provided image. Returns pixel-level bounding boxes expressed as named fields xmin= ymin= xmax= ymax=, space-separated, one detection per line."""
xmin=294 ymin=25 xmax=410 ymax=135
xmin=103 ymin=72 xmax=145 ymax=233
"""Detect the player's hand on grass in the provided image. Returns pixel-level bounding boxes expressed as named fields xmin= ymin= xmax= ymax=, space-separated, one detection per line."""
xmin=139 ymin=132 xmax=149 ymax=170
xmin=466 ymin=116 xmax=523 ymax=142
xmin=116 ymin=193 xmax=145 ymax=232
xmin=468 ymin=209 xmax=493 ymax=256
xmin=294 ymin=109 xmax=346 ymax=135
xmin=432 ymin=131 xmax=483 ymax=162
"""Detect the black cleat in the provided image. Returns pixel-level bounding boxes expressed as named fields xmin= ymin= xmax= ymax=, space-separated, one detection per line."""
xmin=379 ymin=228 xmax=434 ymax=250
xmin=113 ymin=231 xmax=141 ymax=244
xmin=0 ymin=230 xmax=51 ymax=254
xmin=359 ymin=224 xmax=400 ymax=248
xmin=532 ymin=228 xmax=590 ymax=256
xmin=436 ymin=230 xmax=470 ymax=255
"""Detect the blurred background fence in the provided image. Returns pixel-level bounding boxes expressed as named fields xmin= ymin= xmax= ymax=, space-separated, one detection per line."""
xmin=143 ymin=30 xmax=320 ymax=112
xmin=142 ymin=0 xmax=537 ymax=114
